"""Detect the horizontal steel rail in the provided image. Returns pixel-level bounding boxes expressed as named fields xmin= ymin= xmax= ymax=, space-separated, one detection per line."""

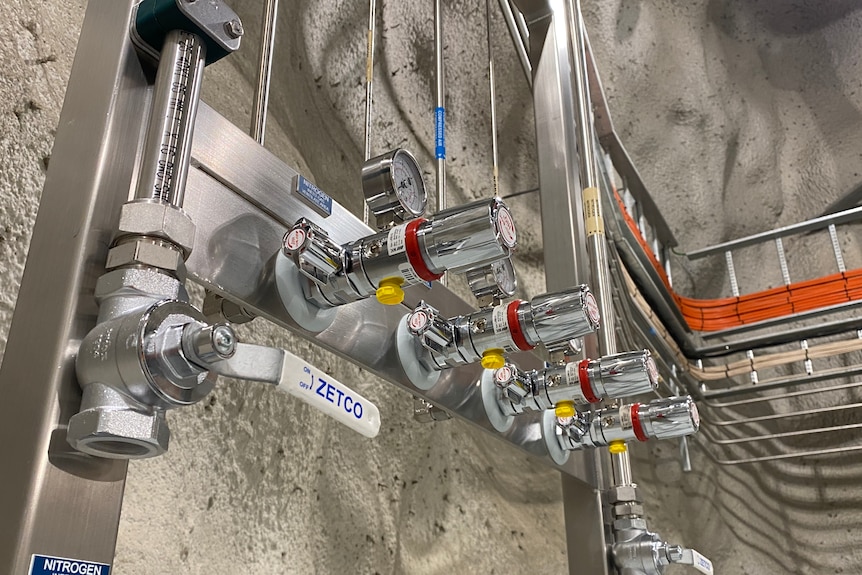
xmin=686 ymin=205 xmax=862 ymax=260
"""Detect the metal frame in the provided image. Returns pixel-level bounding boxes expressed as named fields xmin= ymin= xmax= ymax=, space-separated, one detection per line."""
xmin=0 ymin=1 xmax=144 ymax=570
xmin=0 ymin=0 xmax=607 ymax=571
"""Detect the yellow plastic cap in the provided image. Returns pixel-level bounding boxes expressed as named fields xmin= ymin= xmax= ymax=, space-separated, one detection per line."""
xmin=554 ymin=401 xmax=576 ymax=419
xmin=608 ymin=440 xmax=628 ymax=454
xmin=481 ymin=348 xmax=506 ymax=370
xmin=376 ymin=277 xmax=405 ymax=305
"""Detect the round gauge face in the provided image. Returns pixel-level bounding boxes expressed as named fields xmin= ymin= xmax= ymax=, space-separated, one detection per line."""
xmin=408 ymin=310 xmax=429 ymax=332
xmin=491 ymin=258 xmax=517 ymax=297
xmin=495 ymin=206 xmax=517 ymax=249
xmin=646 ymin=356 xmax=659 ymax=385
xmin=391 ymin=150 xmax=427 ymax=217
xmin=584 ymin=291 xmax=601 ymax=326
xmin=494 ymin=365 xmax=513 ymax=384
xmin=690 ymin=401 xmax=700 ymax=429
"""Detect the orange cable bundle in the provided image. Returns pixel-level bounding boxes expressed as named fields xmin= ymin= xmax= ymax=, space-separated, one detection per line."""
xmin=612 ymin=190 xmax=862 ymax=332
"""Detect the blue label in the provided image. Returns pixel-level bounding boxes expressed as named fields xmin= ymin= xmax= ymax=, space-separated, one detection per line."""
xmin=30 ymin=554 xmax=111 ymax=575
xmin=296 ymin=175 xmax=333 ymax=216
xmin=434 ymin=107 xmax=446 ymax=159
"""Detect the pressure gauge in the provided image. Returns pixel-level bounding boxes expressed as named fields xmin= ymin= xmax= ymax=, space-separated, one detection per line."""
xmin=466 ymin=256 xmax=518 ymax=308
xmin=362 ymin=148 xmax=428 ymax=227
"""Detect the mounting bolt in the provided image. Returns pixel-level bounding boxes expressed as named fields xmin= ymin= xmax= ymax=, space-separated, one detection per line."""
xmin=224 ymin=19 xmax=244 ymax=39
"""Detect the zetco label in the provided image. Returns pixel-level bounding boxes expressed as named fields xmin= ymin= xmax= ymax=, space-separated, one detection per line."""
xmin=29 ymin=554 xmax=111 ymax=575
xmin=692 ymin=550 xmax=714 ymax=574
xmin=284 ymin=228 xmax=306 ymax=252
xmin=387 ymin=223 xmax=408 ymax=256
xmin=495 ymin=207 xmax=517 ymax=248
xmin=584 ymin=291 xmax=600 ymax=326
xmin=408 ymin=310 xmax=429 ymax=332
xmin=495 ymin=365 xmax=512 ymax=383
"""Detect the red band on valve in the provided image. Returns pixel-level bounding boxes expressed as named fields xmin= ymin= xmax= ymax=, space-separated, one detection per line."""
xmin=630 ymin=404 xmax=649 ymax=442
xmin=577 ymin=360 xmax=600 ymax=404
xmin=404 ymin=219 xmax=443 ymax=282
xmin=506 ymin=300 xmax=534 ymax=351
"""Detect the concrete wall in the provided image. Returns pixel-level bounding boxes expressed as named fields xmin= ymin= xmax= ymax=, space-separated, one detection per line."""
xmin=2 ymin=0 xmax=862 ymax=573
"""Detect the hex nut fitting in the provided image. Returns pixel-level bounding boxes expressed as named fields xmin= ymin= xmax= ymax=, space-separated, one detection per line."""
xmin=105 ymin=238 xmax=184 ymax=273
xmin=116 ymin=200 xmax=196 ymax=257
xmin=94 ymin=268 xmax=183 ymax=303
xmin=613 ymin=517 xmax=648 ymax=532
xmin=613 ymin=502 xmax=645 ymax=518
xmin=202 ymin=292 xmax=256 ymax=325
xmin=67 ymin=407 xmax=170 ymax=459
xmin=607 ymin=484 xmax=642 ymax=505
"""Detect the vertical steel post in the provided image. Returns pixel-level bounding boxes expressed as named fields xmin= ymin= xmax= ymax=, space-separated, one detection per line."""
xmin=0 ymin=1 xmax=144 ymax=570
xmin=516 ymin=0 xmax=610 ymax=573
xmin=434 ymin=0 xmax=447 ymax=213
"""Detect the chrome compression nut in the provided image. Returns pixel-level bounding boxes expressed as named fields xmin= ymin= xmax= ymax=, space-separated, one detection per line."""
xmin=67 ymin=403 xmax=170 ymax=459
xmin=607 ymin=484 xmax=642 ymax=505
xmin=202 ymin=292 xmax=256 ymax=325
xmin=613 ymin=502 xmax=646 ymax=518
xmin=105 ymin=237 xmax=184 ymax=274
xmin=613 ymin=517 xmax=648 ymax=532
xmin=116 ymin=199 xmax=196 ymax=257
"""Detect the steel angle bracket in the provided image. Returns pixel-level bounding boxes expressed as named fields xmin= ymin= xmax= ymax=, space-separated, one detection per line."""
xmin=132 ymin=0 xmax=242 ymax=63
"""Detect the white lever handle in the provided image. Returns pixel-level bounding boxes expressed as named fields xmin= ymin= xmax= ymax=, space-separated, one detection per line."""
xmin=277 ymin=350 xmax=381 ymax=438
xmin=680 ymin=549 xmax=714 ymax=575
xmin=208 ymin=342 xmax=381 ymax=438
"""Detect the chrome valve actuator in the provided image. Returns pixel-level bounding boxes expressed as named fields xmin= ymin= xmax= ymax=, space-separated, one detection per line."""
xmin=282 ymin=196 xmax=517 ymax=308
xmin=406 ymin=285 xmax=600 ymax=371
xmin=494 ymin=350 xmax=659 ymax=416
xmin=552 ymin=396 xmax=699 ymax=451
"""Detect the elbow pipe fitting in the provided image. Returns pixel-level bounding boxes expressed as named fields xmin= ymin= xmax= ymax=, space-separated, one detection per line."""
xmin=406 ymin=285 xmax=600 ymax=370
xmin=494 ymin=350 xmax=658 ymax=416
xmin=69 ymin=299 xmax=236 ymax=459
xmin=556 ymin=396 xmax=699 ymax=451
xmin=282 ymin=197 xmax=517 ymax=308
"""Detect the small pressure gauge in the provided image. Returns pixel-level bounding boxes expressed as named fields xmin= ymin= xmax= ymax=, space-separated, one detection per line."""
xmin=362 ymin=148 xmax=428 ymax=227
xmin=466 ymin=256 xmax=518 ymax=308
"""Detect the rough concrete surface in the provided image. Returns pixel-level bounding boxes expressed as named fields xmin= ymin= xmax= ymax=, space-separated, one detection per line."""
xmin=2 ymin=0 xmax=862 ymax=574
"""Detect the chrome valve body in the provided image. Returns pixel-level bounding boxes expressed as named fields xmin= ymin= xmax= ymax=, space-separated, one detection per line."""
xmin=608 ymin=484 xmax=714 ymax=575
xmin=552 ymin=396 xmax=699 ymax=451
xmin=407 ymin=285 xmax=600 ymax=370
xmin=283 ymin=196 xmax=517 ymax=308
xmin=494 ymin=350 xmax=658 ymax=416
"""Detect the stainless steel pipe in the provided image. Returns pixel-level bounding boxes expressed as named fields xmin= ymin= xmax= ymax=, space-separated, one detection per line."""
xmin=135 ymin=29 xmax=206 ymax=207
xmin=250 ymin=0 xmax=279 ymax=145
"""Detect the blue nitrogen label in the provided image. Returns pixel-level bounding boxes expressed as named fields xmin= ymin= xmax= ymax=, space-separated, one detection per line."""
xmin=30 ymin=555 xmax=111 ymax=575
xmin=295 ymin=175 xmax=333 ymax=217
xmin=434 ymin=107 xmax=446 ymax=159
